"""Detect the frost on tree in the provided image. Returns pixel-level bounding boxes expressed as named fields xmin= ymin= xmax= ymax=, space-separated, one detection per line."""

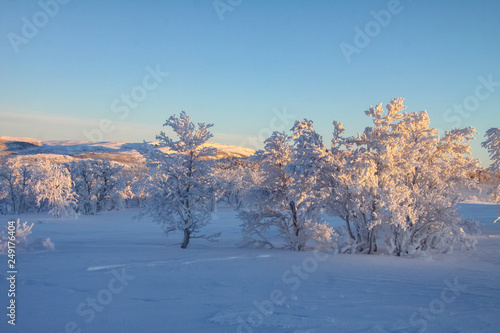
xmin=214 ymin=157 xmax=261 ymax=209
xmin=144 ymin=111 xmax=219 ymax=248
xmin=32 ymin=159 xmax=78 ymax=218
xmin=481 ymin=128 xmax=500 ymax=204
xmin=328 ymin=98 xmax=479 ymax=255
xmin=325 ymin=121 xmax=381 ymax=254
xmin=0 ymin=157 xmax=34 ymax=214
xmin=238 ymin=126 xmax=335 ymax=251
xmin=482 ymin=128 xmax=500 ymax=172
xmin=70 ymin=159 xmax=128 ymax=215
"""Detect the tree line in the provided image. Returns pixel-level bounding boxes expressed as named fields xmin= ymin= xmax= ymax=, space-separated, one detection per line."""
xmin=1 ymin=98 xmax=499 ymax=256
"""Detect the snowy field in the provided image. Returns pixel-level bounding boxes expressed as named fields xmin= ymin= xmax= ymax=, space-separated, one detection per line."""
xmin=1 ymin=203 xmax=499 ymax=333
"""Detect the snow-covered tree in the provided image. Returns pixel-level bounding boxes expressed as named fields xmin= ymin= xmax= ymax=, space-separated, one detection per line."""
xmin=482 ymin=128 xmax=500 ymax=172
xmin=70 ymin=159 xmax=130 ymax=214
xmin=69 ymin=159 xmax=100 ymax=215
xmin=0 ymin=157 xmax=34 ymax=214
xmin=481 ymin=128 xmax=500 ymax=205
xmin=144 ymin=111 xmax=219 ymax=248
xmin=93 ymin=159 xmax=127 ymax=212
xmin=490 ymin=185 xmax=500 ymax=204
xmin=286 ymin=120 xmax=335 ymax=250
xmin=120 ymin=161 xmax=149 ymax=208
xmin=327 ymin=98 xmax=479 ymax=255
xmin=213 ymin=157 xmax=260 ymax=209
xmin=324 ymin=134 xmax=381 ymax=254
xmin=32 ymin=159 xmax=78 ymax=218
xmin=238 ymin=125 xmax=335 ymax=251
xmin=238 ymin=131 xmax=294 ymax=249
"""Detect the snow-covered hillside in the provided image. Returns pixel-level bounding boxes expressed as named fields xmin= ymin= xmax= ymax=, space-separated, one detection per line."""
xmin=0 ymin=135 xmax=254 ymax=162
xmin=0 ymin=203 xmax=498 ymax=332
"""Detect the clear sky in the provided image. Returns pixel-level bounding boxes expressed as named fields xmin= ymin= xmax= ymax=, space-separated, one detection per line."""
xmin=1 ymin=0 xmax=499 ymax=166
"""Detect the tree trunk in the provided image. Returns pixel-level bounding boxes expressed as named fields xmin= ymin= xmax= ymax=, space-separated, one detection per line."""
xmin=345 ymin=215 xmax=355 ymax=240
xmin=394 ymin=231 xmax=401 ymax=256
xmin=289 ymin=201 xmax=300 ymax=237
xmin=368 ymin=228 xmax=377 ymax=254
xmin=288 ymin=200 xmax=303 ymax=251
xmin=181 ymin=229 xmax=190 ymax=249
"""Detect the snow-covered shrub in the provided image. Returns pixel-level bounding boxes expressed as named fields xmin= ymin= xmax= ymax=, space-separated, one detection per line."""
xmin=324 ymin=121 xmax=383 ymax=254
xmin=0 ymin=219 xmax=54 ymax=253
xmin=238 ymin=127 xmax=335 ymax=251
xmin=328 ymin=98 xmax=479 ymax=256
xmin=143 ymin=111 xmax=220 ymax=248
xmin=32 ymin=159 xmax=78 ymax=218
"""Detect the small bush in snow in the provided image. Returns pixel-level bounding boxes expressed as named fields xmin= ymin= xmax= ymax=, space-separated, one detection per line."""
xmin=0 ymin=219 xmax=54 ymax=253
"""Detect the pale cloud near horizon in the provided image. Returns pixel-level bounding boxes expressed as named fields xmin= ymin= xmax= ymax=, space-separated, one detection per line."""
xmin=0 ymin=111 xmax=260 ymax=149
xmin=0 ymin=111 xmax=159 ymax=142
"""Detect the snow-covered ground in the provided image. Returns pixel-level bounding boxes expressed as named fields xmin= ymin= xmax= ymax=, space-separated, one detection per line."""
xmin=1 ymin=203 xmax=499 ymax=333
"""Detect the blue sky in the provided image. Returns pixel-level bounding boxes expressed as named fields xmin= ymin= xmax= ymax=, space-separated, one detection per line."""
xmin=0 ymin=0 xmax=499 ymax=165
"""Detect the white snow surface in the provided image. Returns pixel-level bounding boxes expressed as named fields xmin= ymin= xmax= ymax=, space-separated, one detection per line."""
xmin=0 ymin=203 xmax=499 ymax=333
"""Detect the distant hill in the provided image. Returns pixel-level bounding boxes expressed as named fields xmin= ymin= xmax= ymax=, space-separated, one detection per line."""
xmin=0 ymin=136 xmax=255 ymax=163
